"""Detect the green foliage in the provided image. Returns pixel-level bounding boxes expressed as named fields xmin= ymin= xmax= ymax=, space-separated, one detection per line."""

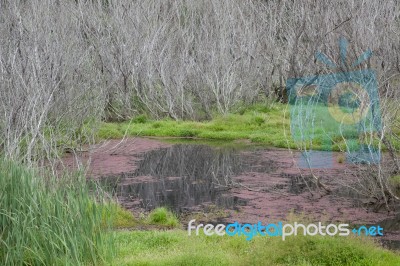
xmin=97 ymin=122 xmax=125 ymax=139
xmin=132 ymin=114 xmax=148 ymax=124
xmin=148 ymin=207 xmax=180 ymax=228
xmin=97 ymin=103 xmax=296 ymax=149
xmin=102 ymin=204 xmax=181 ymax=230
xmin=112 ymin=229 xmax=400 ymax=266
xmin=103 ymin=202 xmax=138 ymax=228
xmin=96 ymin=101 xmax=400 ymax=152
xmin=177 ymin=128 xmax=199 ymax=137
xmin=253 ymin=116 xmax=265 ymax=126
xmin=0 ymin=159 xmax=114 ymax=265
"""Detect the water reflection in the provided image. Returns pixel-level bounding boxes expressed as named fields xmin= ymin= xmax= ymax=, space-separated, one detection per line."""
xmin=106 ymin=144 xmax=252 ymax=212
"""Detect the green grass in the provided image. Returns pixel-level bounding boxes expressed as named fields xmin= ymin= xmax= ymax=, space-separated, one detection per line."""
xmin=98 ymin=103 xmax=296 ymax=149
xmin=108 ymin=206 xmax=180 ymax=229
xmin=112 ymin=229 xmax=400 ymax=266
xmin=107 ymin=203 xmax=138 ymax=228
xmin=98 ymin=102 xmax=400 ymax=152
xmin=0 ymin=159 xmax=115 ymax=265
xmin=104 ymin=205 xmax=400 ymax=265
xmin=148 ymin=207 xmax=180 ymax=228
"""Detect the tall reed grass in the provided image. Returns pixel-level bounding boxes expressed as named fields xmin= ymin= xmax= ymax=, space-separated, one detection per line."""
xmin=0 ymin=159 xmax=115 ymax=265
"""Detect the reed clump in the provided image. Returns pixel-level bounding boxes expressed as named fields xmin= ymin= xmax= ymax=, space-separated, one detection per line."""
xmin=0 ymin=159 xmax=114 ymax=265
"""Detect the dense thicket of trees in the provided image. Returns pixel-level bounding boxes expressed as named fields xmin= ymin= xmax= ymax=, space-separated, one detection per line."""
xmin=0 ymin=0 xmax=399 ymax=164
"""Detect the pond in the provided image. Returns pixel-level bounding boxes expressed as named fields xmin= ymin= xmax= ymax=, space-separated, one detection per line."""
xmin=84 ymin=138 xmax=400 ymax=250
xmin=100 ymin=143 xmax=274 ymax=213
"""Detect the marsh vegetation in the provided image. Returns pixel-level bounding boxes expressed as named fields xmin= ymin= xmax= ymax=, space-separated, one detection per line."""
xmin=1 ymin=0 xmax=400 ymax=265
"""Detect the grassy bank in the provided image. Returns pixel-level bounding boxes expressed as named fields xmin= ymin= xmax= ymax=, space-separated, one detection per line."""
xmin=98 ymin=103 xmax=400 ymax=152
xmin=111 ymin=206 xmax=180 ymax=229
xmin=112 ymin=229 xmax=400 ymax=266
xmin=110 ymin=207 xmax=400 ymax=265
xmin=98 ymin=103 xmax=294 ymax=149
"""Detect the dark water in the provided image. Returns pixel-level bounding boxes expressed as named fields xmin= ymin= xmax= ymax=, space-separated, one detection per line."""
xmin=98 ymin=142 xmax=400 ymax=250
xmin=379 ymin=214 xmax=400 ymax=250
xmin=101 ymin=144 xmax=273 ymax=213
